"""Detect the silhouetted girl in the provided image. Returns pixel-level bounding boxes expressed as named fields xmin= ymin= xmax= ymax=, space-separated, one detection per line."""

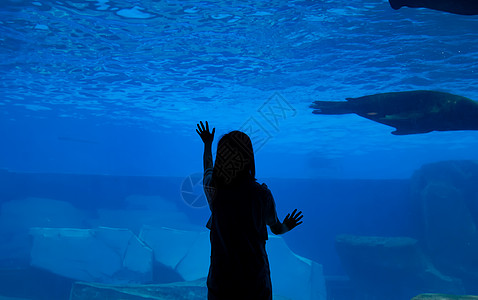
xmin=196 ymin=121 xmax=303 ymax=300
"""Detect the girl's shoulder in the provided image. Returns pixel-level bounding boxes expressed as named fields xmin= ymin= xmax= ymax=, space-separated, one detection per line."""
xmin=253 ymin=181 xmax=272 ymax=196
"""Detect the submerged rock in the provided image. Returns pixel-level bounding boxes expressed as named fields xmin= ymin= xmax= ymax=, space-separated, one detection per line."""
xmin=421 ymin=183 xmax=478 ymax=270
xmin=29 ymin=227 xmax=153 ymax=284
xmin=139 ymin=226 xmax=210 ymax=282
xmin=0 ymin=197 xmax=88 ymax=267
xmin=69 ymin=279 xmax=293 ymax=300
xmin=0 ymin=267 xmax=73 ymax=300
xmin=412 ymin=294 xmax=478 ymax=300
xmin=268 ymin=235 xmax=326 ymax=300
xmin=335 ymin=235 xmax=464 ymax=299
xmin=70 ymin=279 xmax=207 ymax=300
xmin=412 ymin=160 xmax=478 ymax=293
xmin=139 ymin=226 xmax=326 ymax=300
xmin=335 ymin=160 xmax=478 ymax=298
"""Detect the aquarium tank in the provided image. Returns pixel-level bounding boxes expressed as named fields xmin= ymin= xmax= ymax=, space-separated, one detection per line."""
xmin=1 ymin=0 xmax=478 ymax=299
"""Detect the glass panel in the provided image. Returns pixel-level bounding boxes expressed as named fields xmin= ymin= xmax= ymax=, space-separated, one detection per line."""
xmin=1 ymin=1 xmax=477 ymax=299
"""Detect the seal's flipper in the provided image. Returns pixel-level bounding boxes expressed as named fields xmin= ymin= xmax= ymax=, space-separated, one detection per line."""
xmin=391 ymin=129 xmax=411 ymax=135
xmin=388 ymin=0 xmax=403 ymax=10
xmin=391 ymin=128 xmax=433 ymax=135
xmin=310 ymin=101 xmax=354 ymax=115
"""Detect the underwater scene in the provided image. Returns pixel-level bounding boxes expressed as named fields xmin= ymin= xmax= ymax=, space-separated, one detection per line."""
xmin=1 ymin=0 xmax=478 ymax=299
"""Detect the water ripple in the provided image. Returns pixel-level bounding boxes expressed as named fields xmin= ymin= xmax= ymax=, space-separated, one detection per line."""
xmin=1 ymin=0 xmax=478 ymax=157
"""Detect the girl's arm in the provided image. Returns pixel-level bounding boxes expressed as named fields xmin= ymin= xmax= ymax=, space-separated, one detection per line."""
xmin=196 ymin=121 xmax=215 ymax=171
xmin=203 ymin=141 xmax=213 ymax=171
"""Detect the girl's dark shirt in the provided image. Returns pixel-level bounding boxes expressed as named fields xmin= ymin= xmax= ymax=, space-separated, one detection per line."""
xmin=203 ymin=167 xmax=279 ymax=284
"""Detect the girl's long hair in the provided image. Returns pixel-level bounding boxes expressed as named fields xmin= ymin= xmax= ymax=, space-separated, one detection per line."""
xmin=212 ymin=131 xmax=256 ymax=188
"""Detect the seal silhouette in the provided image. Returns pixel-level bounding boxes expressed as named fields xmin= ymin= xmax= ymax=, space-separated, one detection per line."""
xmin=311 ymin=90 xmax=478 ymax=135
xmin=389 ymin=0 xmax=478 ymax=15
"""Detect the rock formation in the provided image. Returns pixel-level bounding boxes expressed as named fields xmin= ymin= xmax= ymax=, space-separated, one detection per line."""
xmin=30 ymin=227 xmax=153 ymax=284
xmin=336 ymin=160 xmax=478 ymax=297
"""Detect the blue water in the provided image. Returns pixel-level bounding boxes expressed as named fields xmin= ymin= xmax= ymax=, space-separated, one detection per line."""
xmin=1 ymin=0 xmax=478 ymax=299
xmin=2 ymin=0 xmax=478 ymax=178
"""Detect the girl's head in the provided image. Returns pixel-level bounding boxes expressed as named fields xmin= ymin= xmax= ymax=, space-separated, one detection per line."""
xmin=212 ymin=130 xmax=256 ymax=187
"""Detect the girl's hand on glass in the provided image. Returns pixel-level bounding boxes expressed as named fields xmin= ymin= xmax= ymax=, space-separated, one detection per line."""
xmin=196 ymin=121 xmax=215 ymax=144
xmin=283 ymin=209 xmax=303 ymax=231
